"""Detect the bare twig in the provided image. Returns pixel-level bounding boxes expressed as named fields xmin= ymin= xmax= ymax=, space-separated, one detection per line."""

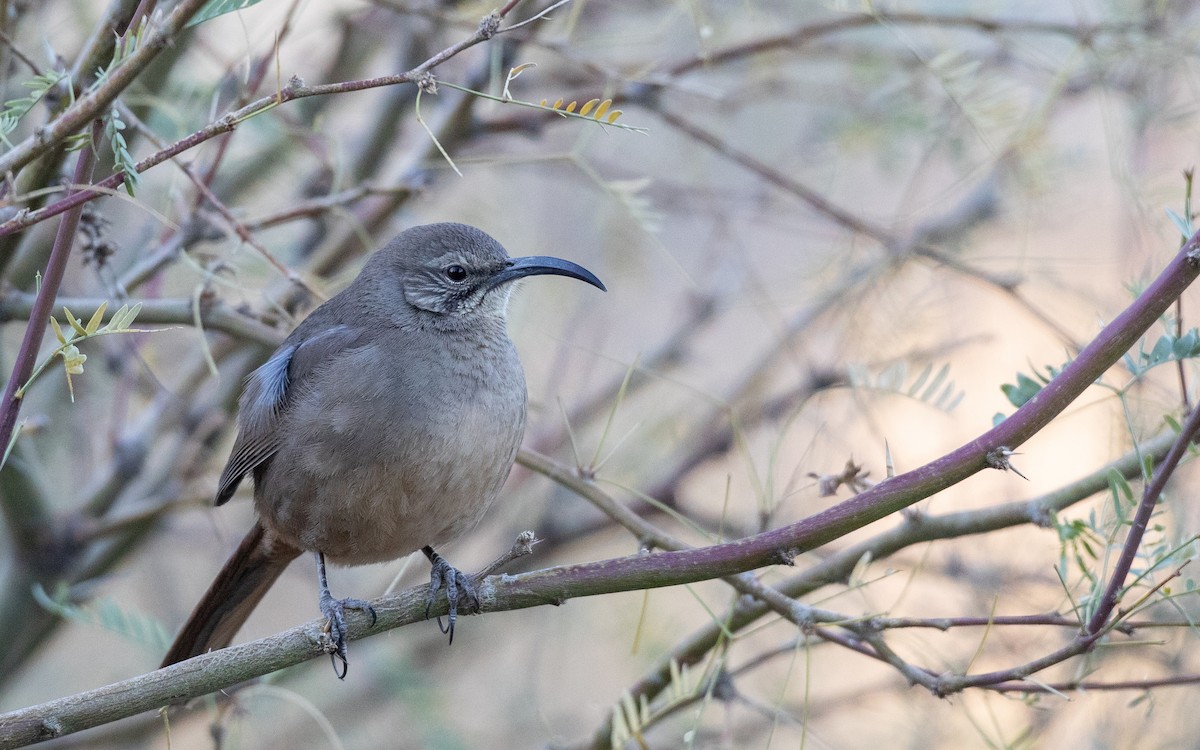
xmin=0 ymin=2 xmax=537 ymax=238
xmin=0 ymin=123 xmax=100 ymax=544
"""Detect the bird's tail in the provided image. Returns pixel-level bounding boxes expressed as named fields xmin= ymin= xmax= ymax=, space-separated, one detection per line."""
xmin=160 ymin=521 xmax=301 ymax=668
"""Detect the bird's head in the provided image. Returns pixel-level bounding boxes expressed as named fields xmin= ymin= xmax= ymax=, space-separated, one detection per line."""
xmin=369 ymin=223 xmax=605 ymax=321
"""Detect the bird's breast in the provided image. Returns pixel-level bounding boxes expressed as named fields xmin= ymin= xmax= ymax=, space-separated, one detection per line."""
xmin=255 ymin=336 xmax=528 ymax=565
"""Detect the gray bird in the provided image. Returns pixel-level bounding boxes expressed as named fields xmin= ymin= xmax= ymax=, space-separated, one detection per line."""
xmin=160 ymin=223 xmax=605 ymax=675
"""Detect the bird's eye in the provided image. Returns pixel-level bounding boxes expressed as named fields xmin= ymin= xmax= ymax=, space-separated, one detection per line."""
xmin=444 ymin=265 xmax=467 ymax=282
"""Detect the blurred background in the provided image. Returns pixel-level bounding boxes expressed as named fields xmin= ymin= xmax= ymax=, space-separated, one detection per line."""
xmin=0 ymin=0 xmax=1199 ymax=748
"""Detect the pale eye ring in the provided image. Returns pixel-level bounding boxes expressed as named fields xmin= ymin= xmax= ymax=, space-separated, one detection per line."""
xmin=444 ymin=265 xmax=467 ymax=282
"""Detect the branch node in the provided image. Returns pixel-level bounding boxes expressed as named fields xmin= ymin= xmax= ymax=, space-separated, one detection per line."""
xmin=1028 ymin=503 xmax=1055 ymax=528
xmin=931 ymin=677 xmax=953 ymax=698
xmin=417 ymin=73 xmax=438 ymax=95
xmin=1187 ymin=242 xmax=1200 ymax=268
xmin=478 ymin=12 xmax=502 ymax=39
xmin=40 ymin=715 xmax=64 ymax=739
xmin=772 ymin=547 xmax=797 ymax=566
xmin=985 ymin=446 xmax=1029 ymax=480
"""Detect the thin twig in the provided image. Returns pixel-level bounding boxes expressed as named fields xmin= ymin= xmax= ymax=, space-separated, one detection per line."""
xmin=0 ymin=2 xmax=536 ymax=238
xmin=0 ymin=123 xmax=100 ymax=542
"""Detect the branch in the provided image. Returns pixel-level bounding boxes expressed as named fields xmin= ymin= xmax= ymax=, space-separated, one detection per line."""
xmin=4 ymin=225 xmax=1199 ymax=743
xmin=0 ymin=293 xmax=285 ymax=346
xmin=0 ymin=0 xmax=211 ymax=180
xmin=575 ymin=423 xmax=1184 ymax=747
xmin=663 ymin=12 xmax=1147 ymax=78
xmin=1084 ymin=400 xmax=1200 ymax=634
xmin=0 ymin=3 xmax=533 ymax=238
xmin=0 ymin=124 xmax=100 ymax=549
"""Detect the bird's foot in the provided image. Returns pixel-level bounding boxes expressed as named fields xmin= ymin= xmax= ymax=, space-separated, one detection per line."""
xmin=422 ymin=545 xmax=480 ymax=644
xmin=318 ymin=590 xmax=377 ymax=678
xmin=315 ymin=551 xmax=376 ymax=679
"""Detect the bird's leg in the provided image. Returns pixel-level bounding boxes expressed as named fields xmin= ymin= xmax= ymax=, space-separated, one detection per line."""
xmin=422 ymin=545 xmax=480 ymax=644
xmin=315 ymin=551 xmax=377 ymax=679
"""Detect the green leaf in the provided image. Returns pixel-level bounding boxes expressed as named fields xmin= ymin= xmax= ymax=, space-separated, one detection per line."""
xmin=1001 ymin=372 xmax=1043 ymax=408
xmin=906 ymin=362 xmax=932 ymax=396
xmin=1174 ymin=329 xmax=1200 ymax=358
xmin=1147 ymin=334 xmax=1174 ymax=365
xmin=1107 ymin=467 xmax=1134 ymax=504
xmin=186 ymin=0 xmax=269 ymax=28
xmin=1166 ymin=206 xmax=1193 ymax=238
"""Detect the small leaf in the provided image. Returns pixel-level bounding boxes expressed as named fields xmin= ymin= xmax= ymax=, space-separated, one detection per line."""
xmin=943 ymin=388 xmax=965 ymax=412
xmin=606 ymin=109 xmax=623 ymax=124
xmin=552 ymin=98 xmax=563 ymax=109
xmin=579 ymin=98 xmax=600 ymax=116
xmin=123 ymin=302 xmax=142 ymax=329
xmin=186 ymin=0 xmax=268 ymax=28
xmin=49 ymin=316 xmax=66 ymax=344
xmin=85 ymin=302 xmax=108 ymax=335
xmin=907 ymin=362 xmax=933 ymax=397
xmin=1107 ymin=467 xmax=1134 ymax=504
xmin=1166 ymin=206 xmax=1193 ymax=237
xmin=507 ymin=62 xmax=536 ymax=78
xmin=1001 ymin=372 xmax=1043 ymax=408
xmin=878 ymin=361 xmax=905 ymax=391
xmin=849 ymin=551 xmax=872 ymax=586
xmin=565 ymin=101 xmax=577 ymax=113
xmin=920 ymin=363 xmax=950 ymax=402
xmin=1148 ymin=334 xmax=1173 ymax=365
xmin=502 ymin=63 xmax=536 ymax=100
xmin=620 ymin=690 xmax=638 ymax=730
xmin=593 ymin=99 xmax=612 ymax=119
xmin=107 ymin=304 xmax=131 ymax=331
xmin=1174 ymin=329 xmax=1199 ymax=357
xmin=64 ymin=307 xmax=86 ymax=337
xmin=105 ymin=304 xmax=129 ymax=331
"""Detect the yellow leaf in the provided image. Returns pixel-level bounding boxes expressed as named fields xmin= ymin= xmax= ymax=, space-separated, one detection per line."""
xmin=606 ymin=109 xmax=623 ymax=124
xmin=539 ymin=99 xmax=547 ymax=106
xmin=552 ymin=98 xmax=563 ymax=110
xmin=85 ymin=302 xmax=108 ymax=335
xmin=579 ymin=98 xmax=600 ymax=116
xmin=593 ymin=99 xmax=612 ymax=119
xmin=49 ymin=316 xmax=66 ymax=344
xmin=508 ymin=62 xmax=536 ymax=78
xmin=565 ymin=101 xmax=577 ymax=113
xmin=64 ymin=307 xmax=86 ymax=337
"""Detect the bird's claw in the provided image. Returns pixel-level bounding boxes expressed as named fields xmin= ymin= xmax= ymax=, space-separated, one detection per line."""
xmin=423 ymin=547 xmax=479 ymax=644
xmin=318 ymin=591 xmax=376 ymax=679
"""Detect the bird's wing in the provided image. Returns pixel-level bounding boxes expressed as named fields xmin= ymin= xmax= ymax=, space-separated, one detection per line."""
xmin=215 ymin=323 xmax=368 ymax=505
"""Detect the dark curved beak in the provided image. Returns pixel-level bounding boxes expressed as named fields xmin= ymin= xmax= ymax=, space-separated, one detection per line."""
xmin=486 ymin=256 xmax=606 ymax=292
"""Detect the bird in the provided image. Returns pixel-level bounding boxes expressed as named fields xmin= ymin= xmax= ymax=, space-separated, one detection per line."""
xmin=159 ymin=222 xmax=605 ymax=676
